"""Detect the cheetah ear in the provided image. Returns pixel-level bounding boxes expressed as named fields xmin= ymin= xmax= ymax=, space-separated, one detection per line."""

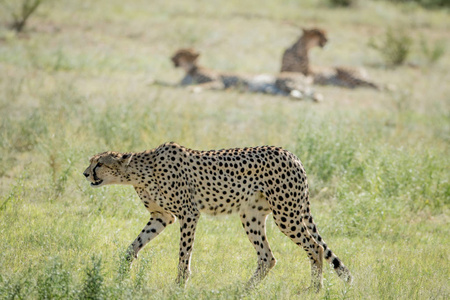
xmin=121 ymin=153 xmax=134 ymax=168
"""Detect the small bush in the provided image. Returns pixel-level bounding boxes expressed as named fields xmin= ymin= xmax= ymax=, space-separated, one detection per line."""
xmin=387 ymin=0 xmax=450 ymax=8
xmin=0 ymin=274 xmax=33 ymax=300
xmin=420 ymin=37 xmax=446 ymax=64
xmin=0 ymin=0 xmax=43 ymax=32
xmin=115 ymin=248 xmax=132 ymax=281
xmin=79 ymin=256 xmax=105 ymax=300
xmin=37 ymin=259 xmax=71 ymax=300
xmin=368 ymin=28 xmax=413 ymax=66
xmin=327 ymin=0 xmax=358 ymax=7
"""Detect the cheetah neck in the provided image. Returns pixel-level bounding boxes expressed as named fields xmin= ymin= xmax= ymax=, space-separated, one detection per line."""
xmin=119 ymin=150 xmax=156 ymax=187
xmin=187 ymin=64 xmax=201 ymax=76
xmin=291 ymin=37 xmax=312 ymax=75
xmin=178 ymin=61 xmax=198 ymax=75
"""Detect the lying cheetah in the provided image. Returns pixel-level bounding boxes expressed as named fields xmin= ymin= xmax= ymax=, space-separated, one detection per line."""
xmin=83 ymin=142 xmax=352 ymax=290
xmin=281 ymin=28 xmax=379 ymax=89
xmin=170 ymin=48 xmax=323 ymax=101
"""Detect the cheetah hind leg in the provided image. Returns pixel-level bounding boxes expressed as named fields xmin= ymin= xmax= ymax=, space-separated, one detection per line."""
xmin=272 ymin=212 xmax=324 ymax=292
xmin=240 ymin=193 xmax=277 ymax=290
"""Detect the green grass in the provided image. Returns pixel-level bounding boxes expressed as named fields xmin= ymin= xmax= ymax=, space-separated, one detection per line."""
xmin=0 ymin=0 xmax=449 ymax=299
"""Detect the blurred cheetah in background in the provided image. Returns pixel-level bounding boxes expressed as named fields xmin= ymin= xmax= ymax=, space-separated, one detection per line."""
xmin=281 ymin=28 xmax=379 ymax=89
xmin=171 ymin=48 xmax=323 ymax=101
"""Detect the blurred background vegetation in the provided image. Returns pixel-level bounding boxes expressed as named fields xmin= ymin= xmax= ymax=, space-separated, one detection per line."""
xmin=0 ymin=0 xmax=448 ymax=299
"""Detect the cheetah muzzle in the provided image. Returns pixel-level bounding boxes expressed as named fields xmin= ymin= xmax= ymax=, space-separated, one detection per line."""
xmin=83 ymin=142 xmax=353 ymax=290
xmin=90 ymin=179 xmax=103 ymax=187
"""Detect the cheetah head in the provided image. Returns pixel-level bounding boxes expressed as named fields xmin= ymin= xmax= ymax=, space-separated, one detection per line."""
xmin=171 ymin=48 xmax=200 ymax=68
xmin=302 ymin=28 xmax=328 ymax=49
xmin=83 ymin=152 xmax=134 ymax=188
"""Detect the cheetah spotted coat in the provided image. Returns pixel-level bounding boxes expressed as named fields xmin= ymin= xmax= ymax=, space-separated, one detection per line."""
xmin=83 ymin=142 xmax=352 ymax=290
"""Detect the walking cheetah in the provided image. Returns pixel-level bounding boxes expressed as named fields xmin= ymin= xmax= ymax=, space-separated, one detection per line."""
xmin=83 ymin=142 xmax=352 ymax=290
xmin=171 ymin=48 xmax=322 ymax=101
xmin=281 ymin=28 xmax=379 ymax=89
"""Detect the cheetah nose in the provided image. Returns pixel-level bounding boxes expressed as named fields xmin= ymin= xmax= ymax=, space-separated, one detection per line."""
xmin=83 ymin=172 xmax=89 ymax=178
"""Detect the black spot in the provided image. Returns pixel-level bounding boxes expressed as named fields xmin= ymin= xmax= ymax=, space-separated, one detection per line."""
xmin=332 ymin=258 xmax=340 ymax=269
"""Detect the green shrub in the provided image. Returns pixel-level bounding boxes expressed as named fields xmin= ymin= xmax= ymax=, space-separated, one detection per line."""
xmin=79 ymin=256 xmax=104 ymax=300
xmin=420 ymin=37 xmax=446 ymax=64
xmin=368 ymin=28 xmax=413 ymax=66
xmin=37 ymin=259 xmax=71 ymax=300
xmin=327 ymin=0 xmax=358 ymax=7
xmin=0 ymin=0 xmax=43 ymax=32
xmin=387 ymin=0 xmax=450 ymax=8
xmin=0 ymin=273 xmax=33 ymax=300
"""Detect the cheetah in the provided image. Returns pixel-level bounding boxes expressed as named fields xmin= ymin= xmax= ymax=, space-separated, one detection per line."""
xmin=83 ymin=142 xmax=352 ymax=290
xmin=171 ymin=48 xmax=323 ymax=101
xmin=281 ymin=28 xmax=379 ymax=89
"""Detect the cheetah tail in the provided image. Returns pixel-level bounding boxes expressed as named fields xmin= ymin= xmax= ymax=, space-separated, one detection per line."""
xmin=322 ymin=246 xmax=353 ymax=284
xmin=352 ymin=77 xmax=380 ymax=90
xmin=303 ymin=213 xmax=353 ymax=283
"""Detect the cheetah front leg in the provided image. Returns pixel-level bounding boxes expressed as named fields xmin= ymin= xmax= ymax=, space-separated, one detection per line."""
xmin=176 ymin=207 xmax=200 ymax=285
xmin=126 ymin=211 xmax=175 ymax=263
xmin=187 ymin=80 xmax=225 ymax=93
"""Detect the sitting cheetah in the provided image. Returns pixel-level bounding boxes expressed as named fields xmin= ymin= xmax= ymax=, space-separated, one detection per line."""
xmin=171 ymin=48 xmax=323 ymax=101
xmin=83 ymin=142 xmax=352 ymax=290
xmin=281 ymin=28 xmax=379 ymax=89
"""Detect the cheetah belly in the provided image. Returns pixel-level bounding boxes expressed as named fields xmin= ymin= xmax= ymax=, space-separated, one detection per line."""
xmin=194 ymin=184 xmax=271 ymax=216
xmin=195 ymin=188 xmax=250 ymax=215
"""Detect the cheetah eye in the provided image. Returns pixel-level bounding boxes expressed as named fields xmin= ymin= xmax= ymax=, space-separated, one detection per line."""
xmin=96 ymin=163 xmax=103 ymax=167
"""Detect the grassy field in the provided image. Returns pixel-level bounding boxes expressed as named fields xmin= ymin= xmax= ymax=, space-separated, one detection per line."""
xmin=0 ymin=0 xmax=449 ymax=299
